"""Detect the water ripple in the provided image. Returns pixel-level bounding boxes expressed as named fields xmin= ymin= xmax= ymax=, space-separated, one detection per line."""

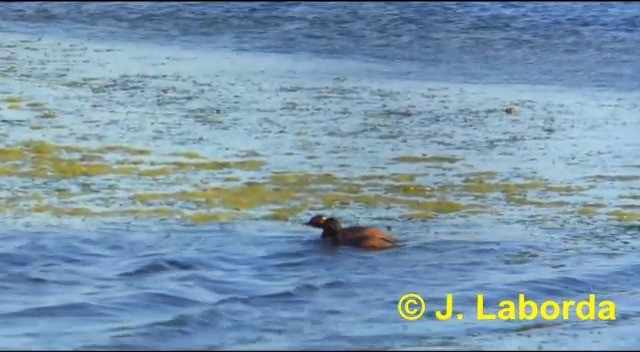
xmin=118 ymin=259 xmax=198 ymax=277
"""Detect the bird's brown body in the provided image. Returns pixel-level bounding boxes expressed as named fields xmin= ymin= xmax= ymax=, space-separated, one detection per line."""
xmin=306 ymin=215 xmax=397 ymax=250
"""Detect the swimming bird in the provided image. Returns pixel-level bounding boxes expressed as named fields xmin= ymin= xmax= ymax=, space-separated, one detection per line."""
xmin=306 ymin=214 xmax=397 ymax=250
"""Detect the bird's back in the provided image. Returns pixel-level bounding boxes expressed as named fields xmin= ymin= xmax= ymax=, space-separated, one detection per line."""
xmin=338 ymin=226 xmax=397 ymax=250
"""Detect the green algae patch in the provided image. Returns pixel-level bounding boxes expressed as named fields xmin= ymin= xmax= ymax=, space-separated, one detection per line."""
xmin=391 ymin=173 xmax=419 ymax=183
xmin=120 ymin=207 xmax=177 ymax=219
xmin=172 ymin=159 xmax=265 ymax=171
xmin=133 ymin=192 xmax=172 ymax=204
xmin=621 ymin=194 xmax=640 ymax=200
xmin=0 ymin=136 xmax=622 ymax=225
xmin=91 ymin=145 xmax=152 ymax=156
xmin=29 ymin=205 xmax=179 ymax=219
xmin=350 ymin=194 xmax=405 ymax=207
xmin=7 ymin=103 xmax=20 ymax=110
xmin=336 ymin=184 xmax=362 ymax=194
xmin=460 ymin=206 xmax=490 ymax=215
xmin=544 ymin=184 xmax=592 ymax=193
xmin=233 ymin=160 xmax=266 ymax=171
xmin=5 ymin=193 xmax=44 ymax=204
xmin=186 ymin=212 xmax=232 ymax=224
xmin=137 ymin=166 xmax=177 ymax=178
xmin=270 ymin=172 xmax=339 ymax=188
xmin=608 ymin=210 xmax=640 ymax=222
xmin=406 ymin=200 xmax=465 ymax=214
xmin=458 ymin=171 xmax=499 ymax=180
xmin=392 ymin=155 xmax=462 ymax=164
xmin=219 ymin=184 xmax=299 ymax=209
xmin=6 ymin=96 xmax=22 ymax=104
xmin=223 ymin=176 xmax=242 ymax=182
xmin=0 ymin=165 xmax=21 ymax=176
xmin=459 ymin=180 xmax=589 ymax=196
xmin=220 ymin=196 xmax=264 ymax=210
xmin=433 ymin=184 xmax=457 ymax=194
xmin=171 ymin=161 xmax=228 ymax=171
xmin=19 ymin=140 xmax=83 ymax=155
xmin=169 ymin=151 xmax=205 ymax=159
xmin=0 ymin=148 xmax=25 ymax=161
xmin=111 ymin=166 xmax=138 ymax=175
xmin=135 ymin=183 xmax=299 ymax=211
xmin=32 ymin=205 xmax=94 ymax=217
xmin=24 ymin=140 xmax=56 ymax=155
xmin=49 ymin=160 xmax=112 ymax=178
xmin=463 ymin=181 xmax=494 ymax=194
xmin=266 ymin=206 xmax=307 ymax=221
xmin=500 ymin=181 xmax=546 ymax=194
xmin=389 ymin=184 xmax=433 ymax=197
xmin=56 ymin=191 xmax=79 ymax=200
xmin=504 ymin=195 xmax=570 ymax=208
xmin=18 ymin=168 xmax=48 ymax=178
xmin=577 ymin=207 xmax=597 ymax=216
xmin=317 ymin=193 xmax=351 ymax=208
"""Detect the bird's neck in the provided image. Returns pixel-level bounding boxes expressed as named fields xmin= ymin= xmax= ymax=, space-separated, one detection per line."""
xmin=322 ymin=228 xmax=341 ymax=245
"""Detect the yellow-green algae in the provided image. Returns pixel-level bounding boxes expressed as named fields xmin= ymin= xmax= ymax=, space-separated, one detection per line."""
xmin=168 ymin=151 xmax=205 ymax=159
xmin=266 ymin=206 xmax=307 ymax=221
xmin=504 ymin=194 xmax=570 ymax=208
xmin=187 ymin=212 xmax=232 ymax=224
xmin=460 ymin=179 xmax=592 ymax=195
xmin=577 ymin=207 xmax=597 ymax=216
xmin=91 ymin=145 xmax=152 ymax=156
xmin=170 ymin=159 xmax=265 ymax=171
xmin=458 ymin=171 xmax=499 ymax=180
xmin=6 ymin=96 xmax=22 ymax=103
xmin=389 ymin=184 xmax=433 ymax=197
xmin=0 ymin=166 xmax=21 ymax=176
xmin=0 ymin=140 xmax=265 ymax=179
xmin=137 ymin=166 xmax=176 ymax=178
xmin=0 ymin=148 xmax=25 ymax=161
xmin=29 ymin=205 xmax=180 ymax=219
xmin=391 ymin=173 xmax=418 ymax=182
xmin=222 ymin=176 xmax=243 ymax=182
xmin=0 ymin=140 xmax=633 ymax=224
xmin=608 ymin=210 xmax=640 ymax=222
xmin=269 ymin=172 xmax=339 ymax=188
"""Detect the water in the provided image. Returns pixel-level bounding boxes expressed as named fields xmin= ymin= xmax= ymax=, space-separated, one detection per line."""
xmin=0 ymin=2 xmax=639 ymax=350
